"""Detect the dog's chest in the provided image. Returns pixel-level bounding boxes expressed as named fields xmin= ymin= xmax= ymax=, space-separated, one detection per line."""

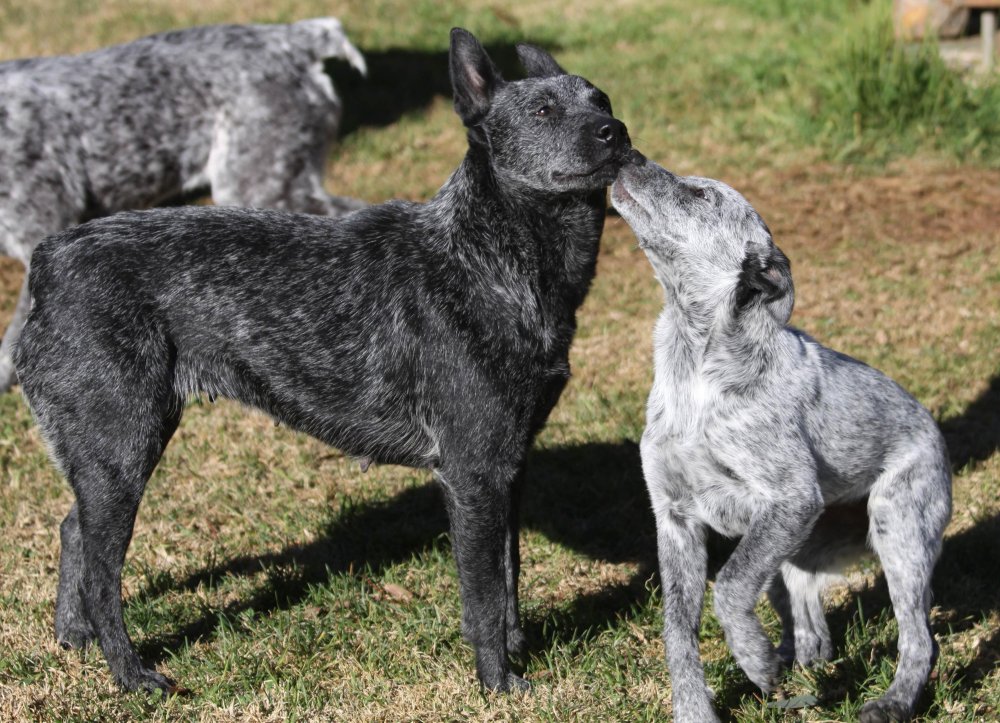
xmin=646 ymin=349 xmax=762 ymax=537
xmin=647 ymin=403 xmax=759 ymax=537
xmin=508 ymin=202 xmax=602 ymax=351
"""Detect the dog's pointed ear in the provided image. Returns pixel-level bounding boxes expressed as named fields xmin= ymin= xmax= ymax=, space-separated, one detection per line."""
xmin=516 ymin=43 xmax=566 ymax=78
xmin=449 ymin=28 xmax=503 ymax=126
xmin=736 ymin=244 xmax=795 ymax=325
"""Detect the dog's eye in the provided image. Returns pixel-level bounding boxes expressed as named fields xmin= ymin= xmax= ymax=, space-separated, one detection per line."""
xmin=692 ymin=187 xmax=708 ymax=200
xmin=535 ymin=105 xmax=552 ymax=117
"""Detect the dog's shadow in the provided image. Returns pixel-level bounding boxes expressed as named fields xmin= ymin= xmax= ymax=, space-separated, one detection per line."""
xmin=137 ymin=374 xmax=1000 ymax=707
xmin=326 ymin=40 xmax=558 ymax=138
xmin=940 ymin=373 xmax=1000 ymax=471
xmin=136 ymin=440 xmax=659 ymax=661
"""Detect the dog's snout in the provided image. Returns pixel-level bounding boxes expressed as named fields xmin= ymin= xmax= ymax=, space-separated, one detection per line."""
xmin=625 ymin=149 xmax=646 ymax=166
xmin=595 ymin=118 xmax=627 ymax=147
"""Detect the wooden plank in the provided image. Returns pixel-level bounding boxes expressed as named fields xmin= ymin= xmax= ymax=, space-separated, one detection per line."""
xmin=960 ymin=1 xmax=1000 ymax=9
xmin=984 ymin=9 xmax=997 ymax=71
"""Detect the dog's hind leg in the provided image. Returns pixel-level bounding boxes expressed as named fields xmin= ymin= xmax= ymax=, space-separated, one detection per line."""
xmin=0 ymin=275 xmax=31 ymax=392
xmin=860 ymin=456 xmax=950 ymax=723
xmin=55 ymin=502 xmax=96 ymax=649
xmin=52 ymin=389 xmax=182 ymax=692
xmin=769 ymin=564 xmax=831 ymax=668
xmin=208 ymin=99 xmax=366 ymax=217
xmin=773 ymin=498 xmax=870 ymax=669
xmin=19 ymin=302 xmax=183 ymax=691
xmin=767 ymin=573 xmax=796 ymax=665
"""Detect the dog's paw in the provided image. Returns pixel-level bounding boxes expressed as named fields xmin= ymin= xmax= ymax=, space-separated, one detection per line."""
xmin=794 ymin=630 xmax=832 ymax=668
xmin=675 ymin=711 xmax=720 ymax=723
xmin=858 ymin=697 xmax=912 ymax=722
xmin=55 ymin=618 xmax=97 ymax=650
xmin=481 ymin=672 xmax=531 ymax=694
xmin=672 ymin=691 xmax=721 ymax=723
xmin=740 ymin=649 xmax=782 ymax=694
xmin=505 ymin=672 xmax=531 ymax=693
xmin=115 ymin=666 xmax=179 ymax=696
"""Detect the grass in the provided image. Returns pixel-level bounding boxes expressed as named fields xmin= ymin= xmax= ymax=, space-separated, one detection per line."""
xmin=1 ymin=0 xmax=999 ymax=720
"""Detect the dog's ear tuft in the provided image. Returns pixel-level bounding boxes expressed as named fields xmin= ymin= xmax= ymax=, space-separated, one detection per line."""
xmin=736 ymin=245 xmax=795 ymax=324
xmin=450 ymin=28 xmax=503 ymax=126
xmin=516 ymin=43 xmax=567 ymax=78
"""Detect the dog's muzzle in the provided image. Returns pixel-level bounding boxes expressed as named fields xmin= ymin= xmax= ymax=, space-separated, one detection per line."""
xmin=624 ymin=148 xmax=646 ymax=166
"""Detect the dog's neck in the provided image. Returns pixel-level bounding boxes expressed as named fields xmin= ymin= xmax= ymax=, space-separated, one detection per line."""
xmin=428 ymin=145 xmax=606 ymax=315
xmin=652 ymin=260 xmax=781 ymax=393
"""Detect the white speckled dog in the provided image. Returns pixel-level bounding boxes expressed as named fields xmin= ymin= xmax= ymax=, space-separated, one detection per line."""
xmin=0 ymin=18 xmax=366 ymax=391
xmin=611 ymin=155 xmax=951 ymax=723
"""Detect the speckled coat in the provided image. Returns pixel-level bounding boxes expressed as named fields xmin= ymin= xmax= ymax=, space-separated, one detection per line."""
xmin=612 ymin=159 xmax=952 ymax=723
xmin=14 ymin=29 xmax=632 ymax=696
xmin=0 ymin=18 xmax=367 ymax=390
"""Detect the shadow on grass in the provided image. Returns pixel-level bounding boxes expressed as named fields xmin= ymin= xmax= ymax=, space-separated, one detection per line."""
xmin=933 ymin=511 xmax=1000 ymax=690
xmin=941 ymin=373 xmax=1000 ymax=472
xmin=134 ymin=405 xmax=1000 ymax=703
xmin=135 ymin=481 xmax=450 ymax=661
xmin=136 ymin=440 xmax=658 ymax=664
xmin=325 ymin=40 xmax=558 ymax=138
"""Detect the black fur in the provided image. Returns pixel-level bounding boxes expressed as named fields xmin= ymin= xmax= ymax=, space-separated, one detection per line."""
xmin=13 ymin=28 xmax=631 ymax=695
xmin=736 ymin=246 xmax=794 ymax=322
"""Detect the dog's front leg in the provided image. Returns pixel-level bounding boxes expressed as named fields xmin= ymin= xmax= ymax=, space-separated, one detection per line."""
xmin=653 ymin=502 xmax=718 ymax=723
xmin=0 ymin=272 xmax=31 ymax=392
xmin=713 ymin=490 xmax=822 ymax=693
xmin=438 ymin=464 xmax=528 ymax=693
xmin=503 ymin=468 xmax=527 ymax=658
xmin=643 ymin=435 xmax=719 ymax=721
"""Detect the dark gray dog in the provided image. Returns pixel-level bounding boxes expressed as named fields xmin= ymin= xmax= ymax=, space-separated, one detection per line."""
xmin=0 ymin=18 xmax=367 ymax=392
xmin=611 ymin=158 xmax=951 ymax=723
xmin=14 ymin=29 xmax=631 ymax=694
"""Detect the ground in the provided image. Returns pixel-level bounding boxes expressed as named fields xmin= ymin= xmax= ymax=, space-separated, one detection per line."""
xmin=0 ymin=1 xmax=998 ymax=721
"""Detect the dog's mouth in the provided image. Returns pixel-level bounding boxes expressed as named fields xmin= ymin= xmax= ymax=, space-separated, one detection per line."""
xmin=552 ymin=156 xmax=622 ymax=182
xmin=611 ymin=177 xmax=652 ymax=223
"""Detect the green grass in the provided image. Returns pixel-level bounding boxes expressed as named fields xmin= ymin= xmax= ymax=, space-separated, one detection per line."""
xmin=779 ymin=2 xmax=1000 ymax=163
xmin=1 ymin=1 xmax=999 ymax=721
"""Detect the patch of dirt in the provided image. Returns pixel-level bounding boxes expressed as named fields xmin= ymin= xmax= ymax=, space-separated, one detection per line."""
xmin=737 ymin=161 xmax=1000 ymax=253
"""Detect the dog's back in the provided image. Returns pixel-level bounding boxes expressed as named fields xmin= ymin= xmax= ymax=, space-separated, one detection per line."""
xmin=0 ymin=18 xmax=367 ymax=392
xmin=779 ymin=329 xmax=950 ymax=499
xmin=666 ymin=318 xmax=950 ymax=503
xmin=0 ymin=19 xmax=362 ymax=220
xmin=19 ymin=203 xmax=450 ymax=467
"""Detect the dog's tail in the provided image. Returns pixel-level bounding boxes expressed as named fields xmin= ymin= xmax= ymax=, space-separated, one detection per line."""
xmin=291 ymin=18 xmax=367 ymax=76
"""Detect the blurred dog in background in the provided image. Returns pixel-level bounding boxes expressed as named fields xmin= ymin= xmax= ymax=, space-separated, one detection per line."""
xmin=0 ymin=18 xmax=367 ymax=391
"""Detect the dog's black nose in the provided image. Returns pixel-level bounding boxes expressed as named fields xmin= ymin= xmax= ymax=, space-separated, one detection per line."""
xmin=595 ymin=118 xmax=627 ymax=147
